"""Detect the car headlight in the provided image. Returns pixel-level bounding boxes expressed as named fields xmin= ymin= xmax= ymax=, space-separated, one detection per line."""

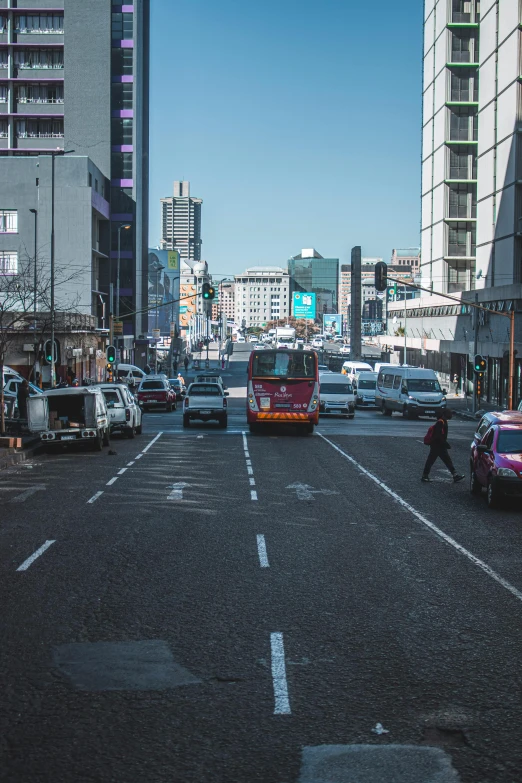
xmin=408 ymin=395 xmax=415 ymax=400
xmin=498 ymin=468 xmax=518 ymax=477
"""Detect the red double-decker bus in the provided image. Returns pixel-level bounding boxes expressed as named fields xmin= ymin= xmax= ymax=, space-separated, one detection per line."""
xmin=246 ymin=349 xmax=319 ymax=434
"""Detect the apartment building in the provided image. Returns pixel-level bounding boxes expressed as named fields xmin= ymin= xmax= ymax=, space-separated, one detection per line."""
xmin=0 ymin=0 xmax=150 ymax=339
xmin=160 ymin=180 xmax=202 ymax=263
xmin=383 ymin=0 xmax=522 ymax=403
xmin=234 ymin=267 xmax=290 ymax=328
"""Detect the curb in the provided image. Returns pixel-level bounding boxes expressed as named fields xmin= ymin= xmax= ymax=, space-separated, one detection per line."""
xmin=0 ymin=439 xmax=44 ymax=472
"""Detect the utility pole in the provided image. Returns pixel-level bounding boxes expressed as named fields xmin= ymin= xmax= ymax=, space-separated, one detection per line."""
xmin=29 ymin=208 xmax=38 ymax=382
xmin=473 ymin=292 xmax=478 ymax=414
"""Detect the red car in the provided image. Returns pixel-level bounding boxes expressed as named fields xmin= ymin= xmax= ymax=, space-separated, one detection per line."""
xmin=137 ymin=376 xmax=176 ymax=412
xmin=470 ymin=412 xmax=522 ymax=507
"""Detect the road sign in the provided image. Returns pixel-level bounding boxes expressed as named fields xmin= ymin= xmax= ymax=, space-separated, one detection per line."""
xmin=167 ymin=250 xmax=179 ymax=270
xmin=152 ymin=328 xmax=161 ymax=341
xmin=113 ymin=320 xmax=123 ymax=335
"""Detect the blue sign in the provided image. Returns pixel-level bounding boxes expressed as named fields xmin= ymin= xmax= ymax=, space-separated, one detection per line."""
xmin=179 ymin=305 xmax=188 ymax=314
xmin=293 ymin=292 xmax=316 ymax=319
xmin=323 ymin=314 xmax=341 ymax=335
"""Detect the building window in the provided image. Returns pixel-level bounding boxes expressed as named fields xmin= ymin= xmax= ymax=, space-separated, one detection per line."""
xmin=111 ymin=12 xmax=133 ymax=39
xmin=111 ymin=82 xmax=133 ymax=110
xmin=13 ymin=49 xmax=64 ymax=69
xmin=448 ymin=185 xmax=476 ymax=218
xmin=448 ymin=223 xmax=475 ymax=257
xmin=0 ymin=119 xmax=7 ymax=138
xmin=16 ymin=118 xmax=64 ymax=138
xmin=14 ymin=14 xmax=64 ymax=33
xmin=452 ymin=0 xmax=472 ymax=24
xmin=0 ymin=211 xmax=17 ymax=233
xmin=449 ymin=109 xmax=477 ymax=141
xmin=449 ymin=149 xmax=476 ymax=179
xmin=450 ymin=69 xmax=478 ymax=102
xmin=111 ymin=152 xmax=133 ymax=178
xmin=111 ymin=118 xmax=133 ymax=144
xmin=111 ymin=48 xmax=133 ymax=75
xmin=0 ymin=16 xmax=6 ymax=33
xmin=0 ymin=51 xmax=7 ymax=69
xmin=0 ymin=85 xmax=6 ymax=103
xmin=450 ymin=33 xmax=478 ymax=64
xmin=0 ymin=251 xmax=18 ymax=275
xmin=17 ymin=83 xmax=64 ymax=103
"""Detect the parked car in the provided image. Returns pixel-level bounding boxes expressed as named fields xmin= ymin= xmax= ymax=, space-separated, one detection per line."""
xmin=3 ymin=379 xmax=42 ymax=418
xmin=168 ymin=378 xmax=186 ymax=400
xmin=116 ymin=364 xmax=147 ymax=387
xmin=27 ymin=387 xmax=110 ymax=450
xmin=137 ymin=376 xmax=176 ymax=411
xmin=95 ymin=383 xmax=142 ymax=438
xmin=470 ymin=413 xmax=522 ymax=507
xmin=183 ymin=382 xmax=229 ymax=428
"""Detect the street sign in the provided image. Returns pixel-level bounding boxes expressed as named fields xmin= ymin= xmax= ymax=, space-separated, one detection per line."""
xmin=113 ymin=320 xmax=123 ymax=335
xmin=167 ymin=250 xmax=179 ymax=270
xmin=170 ymin=321 xmax=176 ymax=337
xmin=179 ymin=305 xmax=188 ymax=314
xmin=293 ymin=292 xmax=316 ymax=319
xmin=152 ymin=328 xmax=161 ymax=341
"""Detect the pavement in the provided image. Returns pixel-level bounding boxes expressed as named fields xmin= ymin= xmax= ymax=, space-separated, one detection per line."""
xmin=1 ymin=343 xmax=522 ymax=782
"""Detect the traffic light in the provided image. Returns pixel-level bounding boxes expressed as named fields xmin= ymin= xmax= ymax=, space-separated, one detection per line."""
xmin=44 ymin=339 xmax=56 ymax=365
xmin=476 ymin=373 xmax=484 ymax=399
xmin=106 ymin=345 xmax=116 ymax=364
xmin=474 ymin=354 xmax=486 ymax=373
xmin=375 ymin=261 xmax=388 ymax=292
xmin=202 ymin=282 xmax=216 ymax=300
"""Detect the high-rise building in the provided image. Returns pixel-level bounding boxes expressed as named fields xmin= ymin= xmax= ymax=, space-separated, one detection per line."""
xmin=288 ymin=248 xmax=339 ymax=319
xmin=383 ymin=0 xmax=522 ymax=405
xmin=234 ymin=267 xmax=290 ymax=328
xmin=160 ymin=181 xmax=202 ymax=263
xmin=0 ymin=0 xmax=150 ymax=338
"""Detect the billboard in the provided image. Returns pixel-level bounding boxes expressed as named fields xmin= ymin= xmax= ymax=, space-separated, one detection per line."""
xmin=323 ymin=313 xmax=341 ymax=335
xmin=293 ymin=292 xmax=316 ymax=319
xmin=147 ymin=249 xmax=180 ymax=335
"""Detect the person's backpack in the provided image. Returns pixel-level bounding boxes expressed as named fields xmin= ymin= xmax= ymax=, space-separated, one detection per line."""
xmin=423 ymin=424 xmax=435 ymax=446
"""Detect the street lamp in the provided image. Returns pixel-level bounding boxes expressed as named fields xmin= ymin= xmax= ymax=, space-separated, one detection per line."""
xmin=29 ymin=208 xmax=37 ymax=380
xmin=154 ymin=263 xmax=165 ymax=373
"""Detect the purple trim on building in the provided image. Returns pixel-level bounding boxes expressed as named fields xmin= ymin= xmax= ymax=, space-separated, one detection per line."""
xmin=120 ymin=40 xmax=134 ymax=48
xmin=111 ymin=213 xmax=134 ymax=222
xmin=111 ymin=144 xmax=133 ymax=152
xmin=110 ymin=250 xmax=133 ymax=259
xmin=111 ymin=178 xmax=133 ymax=187
xmin=111 ymin=109 xmax=133 ymax=118
xmin=111 ymin=75 xmax=134 ymax=83
xmin=120 ymin=288 xmax=133 ymax=297
xmin=91 ymin=191 xmax=110 ymax=220
xmin=112 ymin=5 xmax=134 ymax=11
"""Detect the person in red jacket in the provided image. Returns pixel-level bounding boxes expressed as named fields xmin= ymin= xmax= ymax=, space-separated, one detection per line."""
xmin=421 ymin=408 xmax=464 ymax=483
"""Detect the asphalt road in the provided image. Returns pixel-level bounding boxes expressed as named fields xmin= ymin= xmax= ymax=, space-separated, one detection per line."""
xmin=1 ymin=345 xmax=522 ymax=782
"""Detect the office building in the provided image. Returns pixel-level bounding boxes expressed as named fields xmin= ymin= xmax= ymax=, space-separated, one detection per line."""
xmin=160 ymin=181 xmax=202 ymax=263
xmin=383 ymin=0 xmax=522 ymax=403
xmin=288 ymin=248 xmax=339 ymax=319
xmin=234 ymin=267 xmax=290 ymax=328
xmin=0 ymin=0 xmax=150 ymax=351
xmin=215 ymin=280 xmax=235 ymax=322
xmin=391 ymin=248 xmax=420 ymax=274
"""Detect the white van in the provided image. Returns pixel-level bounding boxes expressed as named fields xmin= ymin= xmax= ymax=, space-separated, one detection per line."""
xmin=319 ymin=372 xmax=355 ymax=418
xmin=375 ymin=366 xmax=447 ymax=419
xmin=354 ymin=371 xmax=378 ymax=407
xmin=341 ymin=361 xmax=373 ymax=383
xmin=116 ymin=364 xmax=146 ymax=386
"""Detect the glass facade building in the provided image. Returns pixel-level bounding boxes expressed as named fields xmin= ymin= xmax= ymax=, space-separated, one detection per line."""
xmin=288 ymin=249 xmax=339 ymax=319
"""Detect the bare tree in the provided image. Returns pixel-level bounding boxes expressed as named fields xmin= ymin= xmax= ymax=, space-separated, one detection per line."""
xmin=0 ymin=254 xmax=81 ymax=434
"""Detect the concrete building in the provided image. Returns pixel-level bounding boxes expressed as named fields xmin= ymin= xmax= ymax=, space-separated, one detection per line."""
xmin=0 ymin=0 xmax=150 ymax=342
xmin=234 ymin=267 xmax=290 ymax=329
xmin=178 ymin=259 xmax=211 ymax=338
xmin=391 ymin=248 xmax=421 ymax=274
xmin=382 ymin=0 xmax=522 ymax=403
xmin=160 ymin=181 xmax=202 ymax=263
xmin=215 ymin=280 xmax=235 ymax=322
xmin=288 ymin=248 xmax=339 ymax=320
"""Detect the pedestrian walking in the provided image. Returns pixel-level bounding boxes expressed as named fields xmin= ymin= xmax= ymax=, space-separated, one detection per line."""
xmin=184 ymin=355 xmax=189 ymax=372
xmin=453 ymin=373 xmax=460 ymax=396
xmin=17 ymin=379 xmax=30 ymax=420
xmin=421 ymin=408 xmax=464 ymax=483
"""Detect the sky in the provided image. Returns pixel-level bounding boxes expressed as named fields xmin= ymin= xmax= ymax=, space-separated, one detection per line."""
xmin=149 ymin=0 xmax=424 ymax=279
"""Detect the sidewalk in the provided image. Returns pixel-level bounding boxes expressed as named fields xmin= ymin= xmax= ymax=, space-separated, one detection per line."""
xmin=0 ymin=434 xmax=42 ymax=471
xmin=447 ymin=393 xmax=503 ymax=421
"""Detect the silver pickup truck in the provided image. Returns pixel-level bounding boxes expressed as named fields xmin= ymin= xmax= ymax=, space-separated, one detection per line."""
xmin=183 ymin=382 xmax=228 ymax=428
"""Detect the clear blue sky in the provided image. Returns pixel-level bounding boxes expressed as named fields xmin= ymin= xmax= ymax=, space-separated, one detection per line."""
xmin=149 ymin=0 xmax=423 ymax=278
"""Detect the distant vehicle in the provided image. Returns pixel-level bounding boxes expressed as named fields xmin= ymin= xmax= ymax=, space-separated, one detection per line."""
xmin=137 ymin=376 xmax=176 ymax=412
xmin=27 ymin=386 xmax=110 ymax=450
xmin=116 ymin=364 xmax=147 ymax=386
xmin=4 ymin=378 xmax=42 ymax=397
xmin=253 ymin=343 xmax=265 ymax=351
xmin=319 ymin=372 xmax=355 ymax=419
xmin=248 ymin=334 xmax=258 ymax=343
xmin=194 ymin=373 xmax=227 ymax=389
xmin=236 ymin=335 xmax=246 ymax=343
xmin=342 ymin=361 xmax=373 ymax=382
xmin=275 ymin=326 xmax=296 ymax=348
xmin=246 ymin=348 xmax=319 ymax=434
xmin=470 ymin=414 xmax=522 ymax=507
xmin=354 ymin=372 xmax=378 ymax=407
xmin=376 ymin=366 xmax=447 ymax=419
xmin=333 ymin=336 xmax=344 ymax=343
xmin=95 ymin=383 xmax=142 ymax=438
xmin=318 ymin=364 xmax=331 ymax=373
xmin=168 ymin=378 xmax=186 ymax=400
xmin=183 ymin=382 xmax=229 ymax=428
xmin=312 ymin=338 xmax=323 ymax=349
xmin=339 ymin=345 xmax=351 ymax=355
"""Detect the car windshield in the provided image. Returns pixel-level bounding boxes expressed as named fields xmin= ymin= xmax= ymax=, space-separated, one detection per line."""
xmin=190 ymin=385 xmax=222 ymax=396
xmin=497 ymin=430 xmax=522 ymax=453
xmin=357 ymin=379 xmax=376 ymax=390
xmin=169 ymin=379 xmax=181 ymax=387
xmin=406 ymin=379 xmax=441 ymax=393
xmin=320 ymin=383 xmax=353 ymax=394
xmin=103 ymin=391 xmax=121 ymax=404
xmin=140 ymin=381 xmax=164 ymax=390
xmin=252 ymin=350 xmax=315 ymax=378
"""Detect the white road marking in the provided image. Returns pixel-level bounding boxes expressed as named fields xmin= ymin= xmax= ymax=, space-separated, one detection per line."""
xmin=141 ymin=431 xmax=163 ymax=453
xmin=106 ymin=477 xmax=118 ymax=486
xmin=257 ymin=534 xmax=269 ymax=568
xmin=242 ymin=432 xmax=248 ymax=451
xmin=286 ymin=483 xmax=339 ymax=501
xmin=167 ymin=482 xmax=188 ymax=500
xmin=9 ymin=485 xmax=46 ymax=503
xmin=117 ymin=468 xmax=127 ymax=475
xmin=246 ymin=459 xmax=252 ymax=466
xmin=251 ymin=490 xmax=258 ymax=501
xmin=245 ymin=451 xmax=250 ymax=459
xmin=243 ymin=431 xmax=258 ymax=500
xmin=135 ymin=454 xmax=143 ymax=460
xmin=126 ymin=461 xmax=135 ymax=467
xmin=17 ymin=540 xmax=55 ymax=572
xmin=87 ymin=491 xmax=103 ymax=504
xmin=247 ymin=465 xmax=253 ymax=475
xmin=270 ymin=632 xmax=291 ymax=714
xmin=318 ymin=433 xmax=522 ymax=605
xmin=250 ymin=477 xmax=256 ymax=486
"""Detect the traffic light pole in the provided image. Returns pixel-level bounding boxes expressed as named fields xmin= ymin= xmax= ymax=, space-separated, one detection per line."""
xmin=385 ymin=275 xmax=516 ymax=410
xmin=473 ymin=293 xmax=478 ymax=414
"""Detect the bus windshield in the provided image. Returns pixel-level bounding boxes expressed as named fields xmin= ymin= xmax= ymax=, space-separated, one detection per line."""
xmin=252 ymin=350 xmax=315 ymax=379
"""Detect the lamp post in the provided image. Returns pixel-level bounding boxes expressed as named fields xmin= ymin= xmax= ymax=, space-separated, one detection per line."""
xmin=29 ymin=208 xmax=37 ymax=381
xmin=154 ymin=263 xmax=165 ymax=373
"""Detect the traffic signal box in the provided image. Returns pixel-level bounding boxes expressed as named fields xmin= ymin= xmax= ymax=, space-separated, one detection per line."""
xmin=202 ymin=283 xmax=216 ymax=300
xmin=374 ymin=261 xmax=388 ymax=292
xmin=474 ymin=354 xmax=486 ymax=400
xmin=106 ymin=345 xmax=116 ymax=381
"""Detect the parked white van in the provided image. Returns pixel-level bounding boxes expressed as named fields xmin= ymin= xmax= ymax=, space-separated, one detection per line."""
xmin=116 ymin=364 xmax=146 ymax=386
xmin=375 ymin=366 xmax=447 ymax=418
xmin=319 ymin=372 xmax=355 ymax=418
xmin=353 ymin=371 xmax=378 ymax=407
xmin=341 ymin=361 xmax=373 ymax=383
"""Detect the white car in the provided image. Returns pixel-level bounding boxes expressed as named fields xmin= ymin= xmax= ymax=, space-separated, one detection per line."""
xmin=248 ymin=334 xmax=258 ymax=343
xmin=312 ymin=338 xmax=323 ymax=349
xmin=339 ymin=344 xmax=351 ymax=355
xmin=95 ymin=383 xmax=142 ymax=437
